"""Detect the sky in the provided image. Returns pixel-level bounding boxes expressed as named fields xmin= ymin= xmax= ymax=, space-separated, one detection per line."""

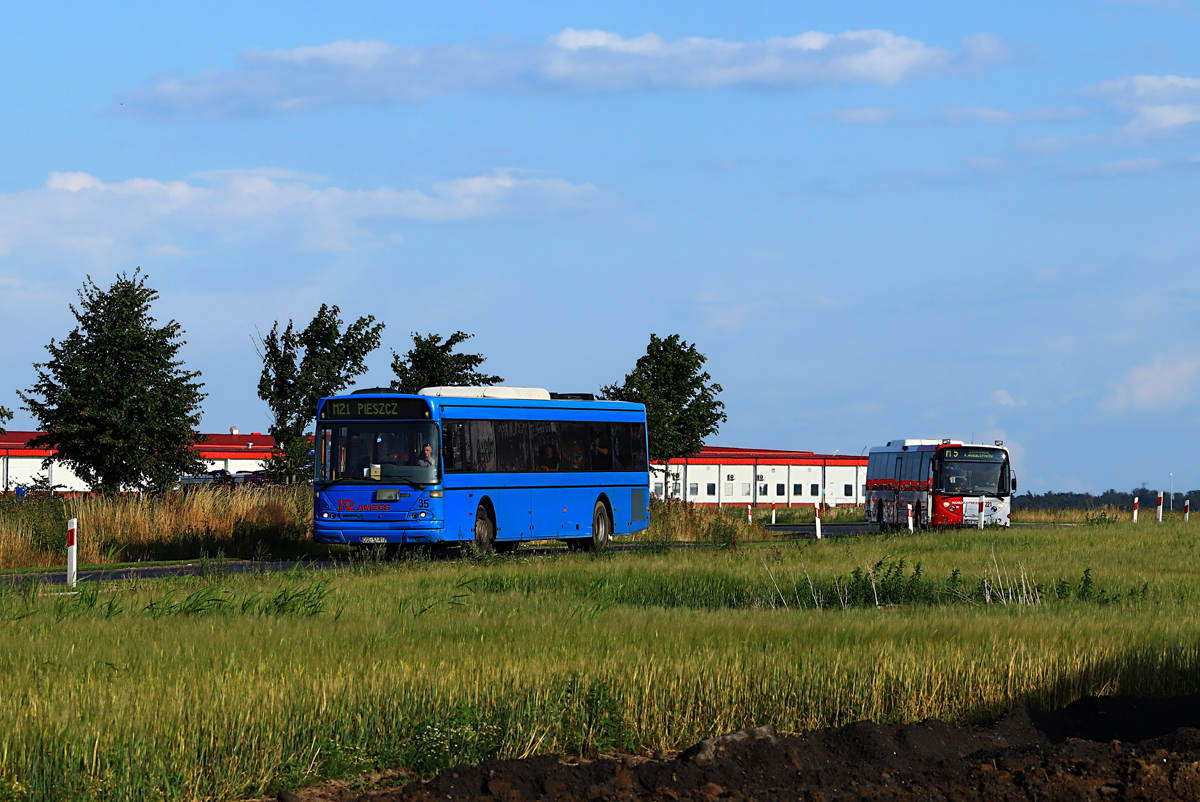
xmin=2 ymin=0 xmax=1200 ymax=494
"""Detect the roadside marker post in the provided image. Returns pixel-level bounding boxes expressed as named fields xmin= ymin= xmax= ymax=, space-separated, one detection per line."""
xmin=978 ymin=501 xmax=985 ymax=530
xmin=1133 ymin=497 xmax=1139 ymax=523
xmin=67 ymin=518 xmax=77 ymax=588
xmin=1158 ymin=491 xmax=1164 ymax=523
xmin=907 ymin=503 xmax=913 ymax=533
xmin=1187 ymin=498 xmax=1191 ymax=523
xmin=771 ymin=503 xmax=776 ymax=525
xmin=814 ymin=503 xmax=822 ymax=540
xmin=746 ymin=504 xmax=752 ymax=524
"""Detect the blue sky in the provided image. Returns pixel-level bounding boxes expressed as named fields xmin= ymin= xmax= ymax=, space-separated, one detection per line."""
xmin=3 ymin=0 xmax=1200 ymax=493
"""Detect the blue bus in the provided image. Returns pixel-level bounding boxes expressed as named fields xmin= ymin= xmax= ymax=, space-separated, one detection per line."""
xmin=312 ymin=386 xmax=651 ymax=551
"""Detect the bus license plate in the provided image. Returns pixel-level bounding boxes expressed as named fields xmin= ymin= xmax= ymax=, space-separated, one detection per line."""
xmin=361 ymin=536 xmax=388 ymax=544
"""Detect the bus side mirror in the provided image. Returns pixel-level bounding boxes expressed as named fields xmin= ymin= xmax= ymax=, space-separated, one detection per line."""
xmin=1011 ymin=476 xmax=1017 ymax=491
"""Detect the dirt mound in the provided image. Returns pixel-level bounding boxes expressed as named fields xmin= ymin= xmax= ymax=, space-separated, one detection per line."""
xmin=344 ymin=693 xmax=1200 ymax=801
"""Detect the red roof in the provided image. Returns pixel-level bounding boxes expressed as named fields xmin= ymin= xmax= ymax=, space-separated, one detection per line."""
xmin=0 ymin=431 xmax=275 ymax=459
xmin=657 ymin=445 xmax=866 ymax=466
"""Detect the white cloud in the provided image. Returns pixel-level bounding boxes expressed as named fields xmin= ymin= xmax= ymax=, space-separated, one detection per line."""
xmin=943 ymin=105 xmax=1089 ymax=124
xmin=1070 ymin=157 xmax=1164 ymax=178
xmin=992 ymin=389 xmax=1027 ymax=407
xmin=1086 ymin=75 xmax=1200 ymax=136
xmin=828 ymin=106 xmax=903 ymax=124
xmin=0 ymin=168 xmax=613 ymax=262
xmin=1105 ymin=356 xmax=1200 ymax=410
xmin=116 ymin=28 xmax=1007 ymax=118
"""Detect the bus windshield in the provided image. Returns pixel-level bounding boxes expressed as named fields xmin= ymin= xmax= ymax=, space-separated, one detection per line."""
xmin=936 ymin=459 xmax=1007 ymax=496
xmin=315 ymin=422 xmax=440 ymax=486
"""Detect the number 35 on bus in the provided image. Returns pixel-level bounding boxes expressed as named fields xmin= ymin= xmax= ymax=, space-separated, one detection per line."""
xmin=865 ymin=439 xmax=1017 ymax=529
xmin=313 ymin=386 xmax=651 ymax=551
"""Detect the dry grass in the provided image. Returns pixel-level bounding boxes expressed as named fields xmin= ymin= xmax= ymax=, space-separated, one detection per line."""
xmin=0 ymin=486 xmax=312 ymax=568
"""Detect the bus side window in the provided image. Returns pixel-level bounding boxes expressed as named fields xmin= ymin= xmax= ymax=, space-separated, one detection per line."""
xmin=589 ymin=423 xmax=613 ymax=471
xmin=866 ymin=453 xmax=880 ymax=481
xmin=611 ymin=423 xmax=633 ymax=470
xmin=470 ymin=421 xmax=496 ymax=472
xmin=495 ymin=420 xmax=531 ymax=472
xmin=443 ymin=421 xmax=471 ymax=473
xmin=920 ymin=453 xmax=932 ymax=485
xmin=884 ymin=453 xmax=897 ymax=486
xmin=630 ymin=423 xmax=648 ymax=471
xmin=559 ymin=422 xmax=589 ymax=471
xmin=530 ymin=422 xmax=560 ymax=471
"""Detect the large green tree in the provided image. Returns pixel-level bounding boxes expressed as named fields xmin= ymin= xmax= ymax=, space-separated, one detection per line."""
xmin=601 ymin=333 xmax=726 ymax=463
xmin=19 ymin=270 xmax=207 ymax=493
xmin=0 ymin=406 xmax=11 ymax=435
xmin=256 ymin=305 xmax=384 ymax=483
xmin=390 ymin=331 xmax=502 ymax=393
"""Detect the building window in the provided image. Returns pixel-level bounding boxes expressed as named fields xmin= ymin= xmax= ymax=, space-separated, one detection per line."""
xmin=724 ymin=483 xmax=734 ymax=497
xmin=844 ymin=483 xmax=853 ymax=497
xmin=654 ymin=483 xmax=663 ymax=496
xmin=862 ymin=484 xmax=867 ymax=496
xmin=793 ymin=484 xmax=802 ymax=496
xmin=810 ymin=483 xmax=820 ymax=496
xmin=741 ymin=483 xmax=751 ymax=496
xmin=689 ymin=483 xmax=698 ymax=497
xmin=759 ymin=483 xmax=768 ymax=496
xmin=707 ymin=483 xmax=717 ymax=496
xmin=776 ymin=483 xmax=785 ymax=496
xmin=672 ymin=483 xmax=680 ymax=495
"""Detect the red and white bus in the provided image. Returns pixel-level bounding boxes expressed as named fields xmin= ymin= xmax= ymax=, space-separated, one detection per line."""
xmin=865 ymin=439 xmax=1016 ymax=529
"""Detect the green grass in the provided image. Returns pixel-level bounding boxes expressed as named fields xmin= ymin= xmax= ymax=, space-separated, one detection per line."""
xmin=3 ymin=519 xmax=1200 ymax=800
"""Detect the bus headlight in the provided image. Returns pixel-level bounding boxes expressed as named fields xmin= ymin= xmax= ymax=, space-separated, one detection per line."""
xmin=429 ymin=490 xmax=443 ymax=498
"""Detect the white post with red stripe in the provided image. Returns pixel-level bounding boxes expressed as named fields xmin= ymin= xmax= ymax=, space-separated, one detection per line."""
xmin=814 ymin=502 xmax=822 ymax=540
xmin=1133 ymin=497 xmax=1138 ymax=523
xmin=1157 ymin=491 xmax=1164 ymax=523
xmin=1186 ymin=498 xmax=1190 ymax=523
xmin=907 ymin=503 xmax=914 ymax=533
xmin=67 ymin=517 xmax=77 ymax=588
xmin=978 ymin=500 xmax=985 ymax=530
xmin=771 ymin=503 xmax=776 ymax=525
xmin=746 ymin=504 xmax=752 ymax=524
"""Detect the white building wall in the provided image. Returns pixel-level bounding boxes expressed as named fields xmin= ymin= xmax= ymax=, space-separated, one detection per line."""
xmin=825 ymin=465 xmax=858 ymax=506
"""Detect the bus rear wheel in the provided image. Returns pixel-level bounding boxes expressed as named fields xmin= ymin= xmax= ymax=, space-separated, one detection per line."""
xmin=473 ymin=503 xmax=495 ymax=553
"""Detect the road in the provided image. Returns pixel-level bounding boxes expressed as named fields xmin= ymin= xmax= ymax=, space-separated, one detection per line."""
xmin=4 ymin=525 xmax=872 ymax=587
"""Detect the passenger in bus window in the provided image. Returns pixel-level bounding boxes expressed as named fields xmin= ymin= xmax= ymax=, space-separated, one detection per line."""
xmin=565 ymin=439 xmax=585 ymax=470
xmin=538 ymin=444 xmax=559 ymax=471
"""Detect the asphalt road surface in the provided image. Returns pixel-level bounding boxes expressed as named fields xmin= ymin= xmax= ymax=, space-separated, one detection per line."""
xmin=5 ymin=526 xmax=872 ymax=587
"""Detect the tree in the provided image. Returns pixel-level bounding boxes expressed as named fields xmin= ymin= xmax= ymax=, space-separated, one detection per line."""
xmin=390 ymin=331 xmax=503 ymax=393
xmin=601 ymin=334 xmax=726 ymax=463
xmin=0 ymin=406 xmax=11 ymax=435
xmin=256 ymin=305 xmax=384 ymax=483
xmin=18 ymin=270 xmax=207 ymax=493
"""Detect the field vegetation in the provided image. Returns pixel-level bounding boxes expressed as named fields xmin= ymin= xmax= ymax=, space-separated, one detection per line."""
xmin=0 ymin=487 xmax=313 ymax=570
xmin=2 ymin=513 xmax=1200 ymax=800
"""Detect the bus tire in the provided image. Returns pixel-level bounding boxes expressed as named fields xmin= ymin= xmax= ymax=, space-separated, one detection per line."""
xmin=591 ymin=499 xmax=611 ymax=549
xmin=473 ymin=503 xmax=496 ymax=553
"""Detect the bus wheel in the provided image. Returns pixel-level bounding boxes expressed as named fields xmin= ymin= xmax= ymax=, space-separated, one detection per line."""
xmin=591 ymin=499 xmax=611 ymax=549
xmin=473 ymin=503 xmax=496 ymax=553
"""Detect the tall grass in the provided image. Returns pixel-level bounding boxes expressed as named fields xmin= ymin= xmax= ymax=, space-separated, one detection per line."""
xmin=3 ymin=522 xmax=1200 ymax=800
xmin=0 ymin=486 xmax=312 ymax=569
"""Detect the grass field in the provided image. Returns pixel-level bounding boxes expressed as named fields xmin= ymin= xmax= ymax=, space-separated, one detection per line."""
xmin=3 ymin=515 xmax=1200 ymax=801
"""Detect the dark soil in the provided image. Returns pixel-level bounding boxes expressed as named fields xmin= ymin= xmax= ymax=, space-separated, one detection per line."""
xmin=269 ymin=694 xmax=1200 ymax=802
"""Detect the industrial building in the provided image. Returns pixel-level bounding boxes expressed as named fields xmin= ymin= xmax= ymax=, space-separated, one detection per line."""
xmin=0 ymin=430 xmax=275 ymax=492
xmin=651 ymin=446 xmax=869 ymax=507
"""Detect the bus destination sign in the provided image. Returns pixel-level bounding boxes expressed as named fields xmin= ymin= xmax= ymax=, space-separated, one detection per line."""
xmin=939 ymin=447 xmax=1005 ymax=461
xmin=319 ymin=398 xmax=431 ymax=421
